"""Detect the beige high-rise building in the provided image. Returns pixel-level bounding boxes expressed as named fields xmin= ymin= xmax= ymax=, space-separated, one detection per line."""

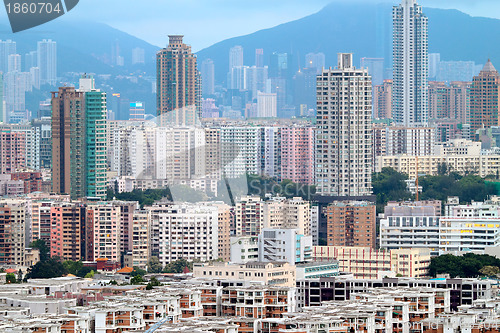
xmin=235 ymin=196 xmax=263 ymax=236
xmin=429 ymin=81 xmax=450 ymax=119
xmin=157 ymin=35 xmax=201 ymax=125
xmin=450 ymin=81 xmax=471 ymax=124
xmin=428 ymin=81 xmax=470 ymax=123
xmin=470 ymin=60 xmax=500 ymax=133
xmin=129 ymin=210 xmax=151 ymax=269
xmin=205 ymin=202 xmax=232 ymax=262
xmin=204 ymin=128 xmax=221 ymax=180
xmin=262 ymin=197 xmax=311 ymax=236
xmin=316 ymin=53 xmax=373 ymax=196
xmin=373 ymin=79 xmax=392 ymax=119
xmin=0 ymin=199 xmax=27 ymax=266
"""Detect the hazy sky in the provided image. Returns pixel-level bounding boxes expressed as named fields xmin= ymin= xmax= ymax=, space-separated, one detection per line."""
xmin=3 ymin=0 xmax=500 ymax=51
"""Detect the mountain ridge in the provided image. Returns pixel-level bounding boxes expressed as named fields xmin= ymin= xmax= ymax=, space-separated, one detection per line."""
xmin=196 ymin=2 xmax=500 ymax=83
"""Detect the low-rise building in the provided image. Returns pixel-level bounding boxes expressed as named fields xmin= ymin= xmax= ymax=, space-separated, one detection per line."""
xmin=193 ymin=262 xmax=296 ymax=287
xmin=312 ymin=246 xmax=431 ymax=279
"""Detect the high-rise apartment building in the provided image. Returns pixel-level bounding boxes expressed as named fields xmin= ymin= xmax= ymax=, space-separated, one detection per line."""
xmin=157 ymin=35 xmax=201 ymax=125
xmin=255 ymin=48 xmax=264 ymax=67
xmin=7 ymin=54 xmax=21 ymax=72
xmin=87 ymin=203 xmax=121 ymax=263
xmin=429 ymin=81 xmax=450 ymax=119
xmin=51 ymin=76 xmax=107 ymax=200
xmin=0 ymin=199 xmax=27 ymax=266
xmin=148 ymin=203 xmax=219 ymax=266
xmin=50 ymin=203 xmax=85 ymax=261
xmin=305 ymin=52 xmax=325 ymax=74
xmin=315 ymin=53 xmax=373 ymax=196
xmin=392 ymin=0 xmax=429 ymax=126
xmin=235 ymin=196 xmax=263 ymax=236
xmin=81 ymin=79 xmax=107 ymax=200
xmin=450 ymin=81 xmax=471 ymax=124
xmin=201 ymin=58 xmax=215 ymax=96
xmin=220 ymin=127 xmax=261 ymax=178
xmin=373 ymin=79 xmax=392 ymax=119
xmin=360 ymin=57 xmax=384 ymax=86
xmin=257 ymin=92 xmax=277 ymax=118
xmin=280 ymin=126 xmax=315 ymax=185
xmin=0 ymin=129 xmax=26 ymax=174
xmin=51 ymin=87 xmax=85 ymax=199
xmin=428 ymin=81 xmax=471 ymax=123
xmin=131 ymin=47 xmax=145 ymax=65
xmin=0 ymin=40 xmax=16 ymax=74
xmin=470 ymin=60 xmax=500 ymax=133
xmin=326 ymin=201 xmax=376 ymax=249
xmin=37 ymin=39 xmax=57 ymax=86
xmin=229 ymin=45 xmax=244 ymax=71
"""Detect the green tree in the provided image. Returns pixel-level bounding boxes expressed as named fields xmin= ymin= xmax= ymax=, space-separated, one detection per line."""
xmin=163 ymin=259 xmax=191 ymax=273
xmin=147 ymin=256 xmax=163 ymax=273
xmin=131 ymin=267 xmax=147 ymax=277
xmin=130 ymin=275 xmax=144 ymax=285
xmin=6 ymin=273 xmax=16 ymax=284
xmin=479 ymin=265 xmax=500 ymax=277
xmin=25 ymin=257 xmax=68 ymax=279
xmin=84 ymin=270 xmax=95 ymax=279
xmin=372 ymin=168 xmax=413 ymax=213
xmin=63 ymin=260 xmax=83 ymax=275
xmin=429 ymin=254 xmax=500 ymax=278
xmin=29 ymin=239 xmax=50 ymax=262
xmin=146 ymin=276 xmax=161 ymax=290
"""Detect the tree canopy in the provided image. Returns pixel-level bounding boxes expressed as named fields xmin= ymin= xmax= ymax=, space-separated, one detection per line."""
xmin=25 ymin=257 xmax=68 ymax=279
xmin=372 ymin=168 xmax=412 ymax=212
xmin=429 ymin=253 xmax=500 ymax=278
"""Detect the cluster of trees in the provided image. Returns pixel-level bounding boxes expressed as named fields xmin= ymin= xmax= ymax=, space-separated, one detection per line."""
xmin=372 ymin=167 xmax=499 ymax=213
xmin=147 ymin=257 xmax=193 ymax=274
xmin=429 ymin=253 xmax=500 ymax=278
xmin=107 ymin=185 xmax=211 ymax=207
xmin=25 ymin=240 xmax=94 ymax=279
xmin=372 ymin=168 xmax=412 ymax=212
xmin=107 ymin=188 xmax=172 ymax=207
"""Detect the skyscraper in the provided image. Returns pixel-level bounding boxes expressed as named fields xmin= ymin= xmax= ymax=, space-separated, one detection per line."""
xmin=51 ymin=76 xmax=107 ymax=200
xmin=201 ymin=58 xmax=215 ymax=96
xmin=257 ymin=92 xmax=277 ymax=118
xmin=37 ymin=39 xmax=57 ymax=86
xmin=470 ymin=60 xmax=500 ymax=133
xmin=392 ymin=0 xmax=429 ymax=126
xmin=81 ymin=76 xmax=108 ymax=199
xmin=131 ymin=47 xmax=145 ymax=65
xmin=7 ymin=54 xmax=21 ymax=72
xmin=360 ymin=57 xmax=384 ymax=86
xmin=316 ymin=53 xmax=373 ymax=197
xmin=156 ymin=35 xmax=201 ymax=125
xmin=305 ymin=52 xmax=325 ymax=74
xmin=373 ymin=79 xmax=393 ymax=119
xmin=229 ymin=45 xmax=244 ymax=71
xmin=0 ymin=40 xmax=16 ymax=74
xmin=51 ymin=86 xmax=85 ymax=198
xmin=255 ymin=48 xmax=264 ymax=67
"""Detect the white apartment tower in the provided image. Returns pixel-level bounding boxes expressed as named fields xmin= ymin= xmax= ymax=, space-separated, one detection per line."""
xmin=37 ymin=39 xmax=57 ymax=86
xmin=392 ymin=0 xmax=429 ymax=126
xmin=315 ymin=53 xmax=373 ymax=196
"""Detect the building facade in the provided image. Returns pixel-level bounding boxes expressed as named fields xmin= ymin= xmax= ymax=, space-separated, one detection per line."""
xmin=316 ymin=53 xmax=373 ymax=196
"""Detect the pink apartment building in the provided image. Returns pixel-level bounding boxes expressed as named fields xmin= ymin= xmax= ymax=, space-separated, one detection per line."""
xmin=280 ymin=127 xmax=315 ymax=185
